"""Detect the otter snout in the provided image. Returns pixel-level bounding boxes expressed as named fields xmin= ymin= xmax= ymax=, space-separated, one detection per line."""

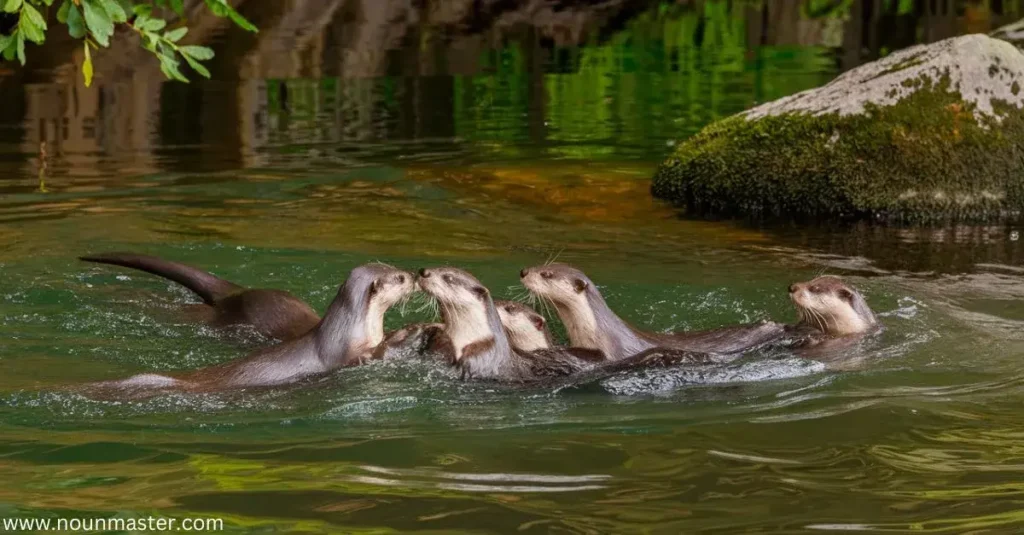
xmin=417 ymin=268 xmax=435 ymax=293
xmin=520 ymin=268 xmax=529 ymax=278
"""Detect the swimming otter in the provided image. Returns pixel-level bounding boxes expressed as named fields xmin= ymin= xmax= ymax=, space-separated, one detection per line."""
xmin=787 ymin=276 xmax=879 ymax=352
xmin=417 ymin=267 xmax=710 ymax=382
xmin=81 ymin=252 xmax=319 ymax=341
xmin=379 ymin=300 xmax=554 ymax=361
xmin=521 ymin=264 xmax=786 ymax=361
xmin=84 ymin=264 xmax=416 ymax=396
xmin=495 ymin=300 xmax=553 ymax=351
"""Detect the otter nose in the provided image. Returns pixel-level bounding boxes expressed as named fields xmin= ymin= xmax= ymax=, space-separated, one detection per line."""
xmin=788 ymin=284 xmax=798 ymax=294
xmin=419 ymin=268 xmax=430 ymax=278
xmin=520 ymin=268 xmax=528 ymax=278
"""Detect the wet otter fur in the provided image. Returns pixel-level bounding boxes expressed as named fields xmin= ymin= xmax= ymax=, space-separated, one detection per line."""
xmin=81 ymin=264 xmax=416 ymax=397
xmin=418 ymin=267 xmax=710 ymax=382
xmin=521 ymin=263 xmax=786 ymax=361
xmin=81 ymin=252 xmax=319 ymax=341
xmin=785 ymin=276 xmax=880 ymax=357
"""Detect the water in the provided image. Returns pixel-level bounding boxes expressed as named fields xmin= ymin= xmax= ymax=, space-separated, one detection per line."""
xmin=2 ymin=1 xmax=1024 ymax=532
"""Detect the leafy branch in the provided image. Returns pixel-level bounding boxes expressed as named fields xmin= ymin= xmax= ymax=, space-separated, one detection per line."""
xmin=0 ymin=0 xmax=256 ymax=86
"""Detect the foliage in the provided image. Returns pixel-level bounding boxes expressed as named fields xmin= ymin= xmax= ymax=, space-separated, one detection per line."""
xmin=0 ymin=0 xmax=256 ymax=86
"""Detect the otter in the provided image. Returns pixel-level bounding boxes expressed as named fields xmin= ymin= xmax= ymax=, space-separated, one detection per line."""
xmin=786 ymin=276 xmax=879 ymax=353
xmin=378 ymin=300 xmax=555 ymax=361
xmin=83 ymin=264 xmax=416 ymax=396
xmin=521 ymin=264 xmax=786 ymax=361
xmin=495 ymin=300 xmax=553 ymax=351
xmin=80 ymin=252 xmax=320 ymax=341
xmin=417 ymin=267 xmax=710 ymax=382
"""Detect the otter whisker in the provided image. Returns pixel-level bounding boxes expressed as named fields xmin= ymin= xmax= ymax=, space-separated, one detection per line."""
xmin=507 ymin=284 xmax=531 ymax=304
xmin=538 ymin=295 xmax=556 ymax=322
xmin=810 ymin=308 xmax=828 ymax=332
xmin=544 ymin=248 xmax=565 ymax=266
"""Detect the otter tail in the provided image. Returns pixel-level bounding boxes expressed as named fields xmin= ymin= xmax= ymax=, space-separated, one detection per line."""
xmin=80 ymin=252 xmax=243 ymax=305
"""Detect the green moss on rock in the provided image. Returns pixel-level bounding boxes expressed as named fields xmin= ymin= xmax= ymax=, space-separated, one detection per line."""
xmin=653 ymin=35 xmax=1024 ymax=221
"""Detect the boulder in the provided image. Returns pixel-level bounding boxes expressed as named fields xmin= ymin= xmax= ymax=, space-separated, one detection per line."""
xmin=652 ymin=34 xmax=1024 ymax=221
xmin=991 ymin=18 xmax=1024 ymax=49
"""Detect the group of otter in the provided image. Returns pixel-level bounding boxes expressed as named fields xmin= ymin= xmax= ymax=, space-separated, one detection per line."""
xmin=77 ymin=252 xmax=880 ymax=397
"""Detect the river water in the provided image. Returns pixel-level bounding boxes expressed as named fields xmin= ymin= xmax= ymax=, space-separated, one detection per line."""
xmin=2 ymin=1 xmax=1024 ymax=533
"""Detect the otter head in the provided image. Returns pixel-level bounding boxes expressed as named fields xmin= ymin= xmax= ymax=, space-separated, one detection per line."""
xmin=520 ymin=263 xmax=620 ymax=354
xmin=356 ymin=263 xmax=417 ymax=312
xmin=520 ymin=263 xmax=594 ymax=310
xmin=318 ymin=263 xmax=417 ymax=364
xmin=418 ymin=267 xmax=505 ymax=361
xmin=789 ymin=276 xmax=876 ymax=336
xmin=495 ymin=300 xmax=551 ymax=351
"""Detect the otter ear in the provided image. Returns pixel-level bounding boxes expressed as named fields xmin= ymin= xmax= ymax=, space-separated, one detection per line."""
xmin=530 ymin=315 xmax=546 ymax=331
xmin=837 ymin=288 xmax=854 ymax=302
xmin=369 ymin=279 xmax=382 ymax=296
xmin=472 ymin=286 xmax=489 ymax=300
xmin=573 ymin=278 xmax=588 ymax=293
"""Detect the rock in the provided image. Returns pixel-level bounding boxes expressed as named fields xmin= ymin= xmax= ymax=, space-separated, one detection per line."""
xmin=991 ymin=18 xmax=1024 ymax=49
xmin=652 ymin=34 xmax=1024 ymax=221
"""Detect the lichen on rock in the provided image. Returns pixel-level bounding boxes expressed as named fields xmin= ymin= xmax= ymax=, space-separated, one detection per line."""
xmin=652 ymin=34 xmax=1024 ymax=221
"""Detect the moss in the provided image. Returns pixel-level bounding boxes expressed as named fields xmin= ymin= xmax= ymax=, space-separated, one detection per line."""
xmin=652 ymin=76 xmax=1024 ymax=222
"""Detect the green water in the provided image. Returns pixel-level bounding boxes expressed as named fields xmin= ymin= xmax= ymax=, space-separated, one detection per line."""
xmin=2 ymin=2 xmax=1024 ymax=533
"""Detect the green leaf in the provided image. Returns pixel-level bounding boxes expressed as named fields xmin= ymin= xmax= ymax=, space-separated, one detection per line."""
xmin=1 ymin=30 xmax=16 ymax=60
xmin=20 ymin=2 xmax=47 ymax=43
xmin=82 ymin=0 xmax=114 ymax=47
xmin=0 ymin=33 xmax=12 ymax=54
xmin=132 ymin=4 xmax=151 ymax=16
xmin=2 ymin=0 xmax=22 ymax=14
xmin=22 ymin=2 xmax=46 ymax=29
xmin=158 ymin=55 xmax=188 ymax=82
xmin=57 ymin=0 xmax=70 ymax=23
xmin=169 ymin=0 xmax=183 ymax=16
xmin=19 ymin=4 xmax=46 ymax=44
xmin=204 ymin=0 xmax=256 ymax=32
xmin=100 ymin=0 xmax=127 ymax=23
xmin=203 ymin=0 xmax=226 ymax=16
xmin=16 ymin=32 xmax=25 ymax=65
xmin=82 ymin=42 xmax=93 ymax=86
xmin=178 ymin=45 xmax=213 ymax=60
xmin=181 ymin=53 xmax=210 ymax=78
xmin=227 ymin=10 xmax=256 ymax=32
xmin=66 ymin=4 xmax=86 ymax=39
xmin=164 ymin=26 xmax=187 ymax=42
xmin=142 ymin=18 xmax=166 ymax=32
xmin=157 ymin=40 xmax=174 ymax=58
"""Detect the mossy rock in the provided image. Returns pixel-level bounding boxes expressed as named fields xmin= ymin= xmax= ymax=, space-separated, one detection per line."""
xmin=652 ymin=34 xmax=1024 ymax=221
xmin=991 ymin=18 xmax=1024 ymax=49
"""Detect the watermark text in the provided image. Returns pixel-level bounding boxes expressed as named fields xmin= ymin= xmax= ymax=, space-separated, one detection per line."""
xmin=2 ymin=516 xmax=223 ymax=532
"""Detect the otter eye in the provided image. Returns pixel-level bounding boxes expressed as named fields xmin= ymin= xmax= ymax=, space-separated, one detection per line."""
xmin=810 ymin=286 xmax=821 ymax=293
xmin=443 ymin=274 xmax=454 ymax=284
xmin=397 ymin=275 xmax=406 ymax=283
xmin=540 ymin=271 xmax=553 ymax=279
xmin=504 ymin=306 xmax=513 ymax=312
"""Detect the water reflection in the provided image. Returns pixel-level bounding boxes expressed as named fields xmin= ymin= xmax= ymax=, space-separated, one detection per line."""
xmin=5 ymin=0 xmax=1024 ymax=181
